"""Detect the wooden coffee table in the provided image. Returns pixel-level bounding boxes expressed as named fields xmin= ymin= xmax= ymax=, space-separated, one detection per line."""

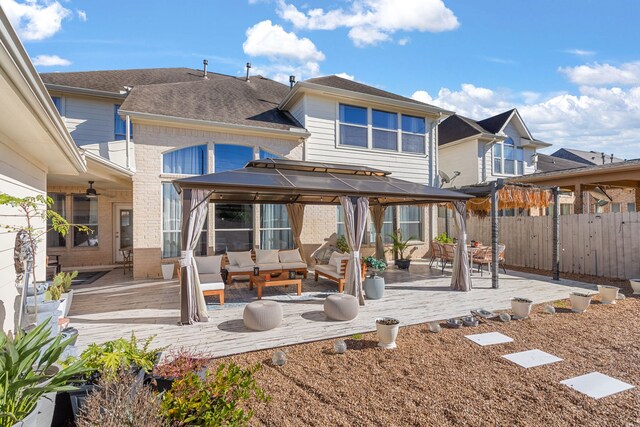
xmin=249 ymin=275 xmax=302 ymax=299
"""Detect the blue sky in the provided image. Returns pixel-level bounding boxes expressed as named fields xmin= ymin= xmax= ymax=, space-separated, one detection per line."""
xmin=3 ymin=0 xmax=640 ymax=159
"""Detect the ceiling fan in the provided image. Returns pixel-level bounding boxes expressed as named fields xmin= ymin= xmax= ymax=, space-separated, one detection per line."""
xmin=438 ymin=170 xmax=461 ymax=188
xmin=85 ymin=181 xmax=100 ymax=199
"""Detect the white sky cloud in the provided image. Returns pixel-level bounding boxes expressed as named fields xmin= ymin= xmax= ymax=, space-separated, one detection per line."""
xmin=565 ymin=48 xmax=595 ymax=56
xmin=32 ymin=54 xmax=71 ymax=66
xmin=335 ymin=72 xmax=355 ymax=80
xmin=0 ymin=0 xmax=71 ymax=41
xmin=77 ymin=10 xmax=87 ymax=22
xmin=397 ymin=37 xmax=410 ymax=46
xmin=559 ymin=61 xmax=640 ymax=86
xmin=276 ymin=0 xmax=459 ymax=47
xmin=412 ymin=82 xmax=640 ymax=160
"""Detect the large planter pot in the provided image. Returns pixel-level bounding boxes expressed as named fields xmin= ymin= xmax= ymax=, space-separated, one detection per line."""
xmin=375 ymin=317 xmax=400 ymax=349
xmin=11 ymin=399 xmax=40 ymax=427
xmin=26 ymin=300 xmax=60 ymax=314
xmin=59 ymin=290 xmax=74 ymax=318
xmin=35 ymin=392 xmax=56 ymax=427
xmin=363 ymin=276 xmax=385 ymax=299
xmin=395 ymin=259 xmax=411 ymax=270
xmin=598 ymin=285 xmax=620 ymax=304
xmin=629 ymin=279 xmax=640 ymax=295
xmin=569 ymin=292 xmax=593 ymax=313
xmin=161 ymin=263 xmax=174 ymax=280
xmin=511 ymin=297 xmax=533 ymax=319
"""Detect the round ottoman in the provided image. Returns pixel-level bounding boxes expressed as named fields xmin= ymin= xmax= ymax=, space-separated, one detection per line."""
xmin=243 ymin=300 xmax=282 ymax=331
xmin=324 ymin=294 xmax=359 ymax=321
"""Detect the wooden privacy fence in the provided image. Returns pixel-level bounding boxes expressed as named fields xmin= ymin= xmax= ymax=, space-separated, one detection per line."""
xmin=437 ymin=212 xmax=640 ymax=279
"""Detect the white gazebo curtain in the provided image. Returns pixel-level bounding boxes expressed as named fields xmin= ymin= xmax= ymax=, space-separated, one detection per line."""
xmin=286 ymin=203 xmax=306 ymax=261
xmin=450 ymin=200 xmax=472 ymax=291
xmin=179 ymin=188 xmax=211 ymax=324
xmin=370 ymin=205 xmax=386 ymax=261
xmin=340 ymin=196 xmax=369 ymax=305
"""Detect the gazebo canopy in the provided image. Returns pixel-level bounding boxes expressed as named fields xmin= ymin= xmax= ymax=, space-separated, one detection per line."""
xmin=173 ymin=158 xmax=472 ymax=205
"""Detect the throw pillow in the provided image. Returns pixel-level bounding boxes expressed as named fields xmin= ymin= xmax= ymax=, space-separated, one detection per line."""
xmin=235 ymin=251 xmax=256 ymax=268
xmin=279 ymin=249 xmax=303 ymax=263
xmin=256 ymin=249 xmax=280 ymax=264
xmin=329 ymin=252 xmax=349 ymax=271
xmin=227 ymin=251 xmax=251 ymax=267
xmin=194 ymin=255 xmax=222 ymax=274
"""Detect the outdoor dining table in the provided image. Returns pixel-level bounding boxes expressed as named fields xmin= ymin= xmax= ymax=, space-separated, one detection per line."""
xmin=467 ymin=245 xmax=487 ymax=276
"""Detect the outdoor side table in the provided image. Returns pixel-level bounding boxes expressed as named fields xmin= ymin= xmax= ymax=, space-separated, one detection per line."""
xmin=249 ymin=275 xmax=302 ymax=299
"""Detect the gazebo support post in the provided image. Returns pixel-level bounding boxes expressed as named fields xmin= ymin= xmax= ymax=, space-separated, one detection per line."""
xmin=490 ymin=180 xmax=500 ymax=289
xmin=552 ymin=186 xmax=561 ymax=280
xmin=179 ymin=188 xmax=192 ymax=325
xmin=444 ymin=205 xmax=450 ymax=237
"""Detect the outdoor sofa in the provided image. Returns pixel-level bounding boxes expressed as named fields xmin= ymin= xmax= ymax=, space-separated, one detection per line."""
xmin=314 ymin=252 xmax=367 ymax=293
xmin=223 ymin=249 xmax=308 ymax=285
xmin=177 ymin=255 xmax=226 ymax=305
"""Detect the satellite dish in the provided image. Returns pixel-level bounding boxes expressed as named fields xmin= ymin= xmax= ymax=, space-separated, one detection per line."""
xmin=438 ymin=170 xmax=461 ymax=188
xmin=588 ymin=186 xmax=612 ymax=203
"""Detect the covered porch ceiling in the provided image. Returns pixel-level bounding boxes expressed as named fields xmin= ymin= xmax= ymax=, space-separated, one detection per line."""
xmin=173 ymin=158 xmax=472 ymax=205
xmin=48 ymin=151 xmax=133 ymax=190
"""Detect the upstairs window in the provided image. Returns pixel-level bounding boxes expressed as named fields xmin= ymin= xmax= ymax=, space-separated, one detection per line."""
xmin=163 ymin=145 xmax=208 ymax=175
xmin=114 ymin=105 xmax=132 ymax=140
xmin=372 ymin=110 xmax=398 ymax=150
xmin=401 ymin=115 xmax=425 ymax=153
xmin=339 ymin=104 xmax=368 ymax=148
xmin=493 ymin=137 xmax=523 ymax=176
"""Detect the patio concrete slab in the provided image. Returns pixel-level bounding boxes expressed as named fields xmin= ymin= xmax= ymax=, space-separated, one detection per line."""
xmin=560 ymin=372 xmax=635 ymax=399
xmin=68 ymin=262 xmax=596 ymax=358
xmin=465 ymin=332 xmax=514 ymax=346
xmin=502 ymin=349 xmax=562 ymax=368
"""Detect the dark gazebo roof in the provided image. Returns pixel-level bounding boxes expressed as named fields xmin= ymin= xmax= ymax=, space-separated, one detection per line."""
xmin=173 ymin=159 xmax=471 ymax=206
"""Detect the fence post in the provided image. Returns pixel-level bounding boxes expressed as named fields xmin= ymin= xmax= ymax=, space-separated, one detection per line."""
xmin=552 ymin=187 xmax=560 ymax=280
xmin=491 ymin=181 xmax=500 ymax=288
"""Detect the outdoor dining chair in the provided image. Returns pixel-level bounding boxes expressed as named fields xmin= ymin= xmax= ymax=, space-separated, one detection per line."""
xmin=428 ymin=240 xmax=444 ymax=269
xmin=441 ymin=243 xmax=456 ymax=273
xmin=472 ymin=244 xmax=507 ymax=276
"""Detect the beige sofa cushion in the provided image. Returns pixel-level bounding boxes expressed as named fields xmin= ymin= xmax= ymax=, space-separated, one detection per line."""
xmin=316 ymin=264 xmax=343 ymax=279
xmin=281 ymin=262 xmax=307 ymax=270
xmin=279 ymin=249 xmax=303 ymax=263
xmin=199 ymin=273 xmax=224 ymax=291
xmin=227 ymin=251 xmax=255 ymax=268
xmin=195 ymin=255 xmax=222 ymax=274
xmin=226 ymin=265 xmax=253 ymax=273
xmin=256 ymin=249 xmax=280 ymax=264
xmin=256 ymin=263 xmax=283 ymax=271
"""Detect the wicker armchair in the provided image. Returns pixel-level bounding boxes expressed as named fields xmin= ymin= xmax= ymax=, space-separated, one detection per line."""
xmin=441 ymin=243 xmax=456 ymax=273
xmin=473 ymin=244 xmax=507 ymax=276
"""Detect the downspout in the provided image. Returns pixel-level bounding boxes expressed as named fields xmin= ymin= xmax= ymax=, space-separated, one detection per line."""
xmin=125 ymin=114 xmax=131 ymax=169
xmin=482 ymin=138 xmax=498 ymax=183
xmin=432 ymin=112 xmax=444 ymax=187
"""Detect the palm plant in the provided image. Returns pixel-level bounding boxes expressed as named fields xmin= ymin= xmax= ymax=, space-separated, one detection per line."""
xmin=0 ymin=321 xmax=87 ymax=427
xmin=386 ymin=229 xmax=416 ymax=260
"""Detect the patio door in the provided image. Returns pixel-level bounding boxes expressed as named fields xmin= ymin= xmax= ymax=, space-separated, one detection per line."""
xmin=114 ymin=204 xmax=133 ymax=262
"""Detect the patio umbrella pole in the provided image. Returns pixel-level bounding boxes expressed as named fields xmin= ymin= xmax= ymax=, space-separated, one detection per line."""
xmin=490 ymin=181 xmax=499 ymax=289
xmin=552 ymin=187 xmax=560 ymax=280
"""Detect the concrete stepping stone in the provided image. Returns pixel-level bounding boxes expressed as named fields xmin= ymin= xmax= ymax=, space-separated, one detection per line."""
xmin=502 ymin=349 xmax=562 ymax=368
xmin=465 ymin=332 xmax=513 ymax=346
xmin=560 ymin=372 xmax=635 ymax=399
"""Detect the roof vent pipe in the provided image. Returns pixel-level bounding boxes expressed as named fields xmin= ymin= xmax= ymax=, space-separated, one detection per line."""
xmin=245 ymin=62 xmax=251 ymax=82
xmin=601 ymin=152 xmax=606 ymax=165
xmin=289 ymin=75 xmax=296 ymax=88
xmin=610 ymin=153 xmax=614 ymax=163
xmin=203 ymin=59 xmax=208 ymax=79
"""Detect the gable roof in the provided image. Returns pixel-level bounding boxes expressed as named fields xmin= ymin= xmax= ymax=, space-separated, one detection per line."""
xmin=119 ymin=75 xmax=304 ymax=132
xmin=437 ymin=114 xmax=496 ymax=145
xmin=551 ymin=148 xmax=625 ymax=166
xmin=40 ymin=67 xmax=207 ymax=94
xmin=305 ymin=75 xmax=432 ymax=107
xmin=476 ymin=109 xmax=515 ymax=133
xmin=536 ymin=153 xmax=586 ymax=172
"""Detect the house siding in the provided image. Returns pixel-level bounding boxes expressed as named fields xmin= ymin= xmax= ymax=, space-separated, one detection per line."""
xmin=0 ymin=140 xmax=47 ymax=332
xmin=439 ymin=139 xmax=480 ymax=187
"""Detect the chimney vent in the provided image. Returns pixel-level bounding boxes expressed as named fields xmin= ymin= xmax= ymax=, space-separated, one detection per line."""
xmin=245 ymin=62 xmax=252 ymax=82
xmin=203 ymin=59 xmax=208 ymax=79
xmin=289 ymin=75 xmax=296 ymax=88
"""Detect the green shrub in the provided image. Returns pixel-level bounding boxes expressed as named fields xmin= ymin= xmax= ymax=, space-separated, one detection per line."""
xmin=434 ymin=232 xmax=454 ymax=244
xmin=0 ymin=322 xmax=87 ymax=427
xmin=80 ymin=333 xmax=164 ymax=380
xmin=336 ymin=235 xmax=349 ymax=253
xmin=162 ymin=363 xmax=269 ymax=427
xmin=363 ymin=256 xmax=386 ymax=271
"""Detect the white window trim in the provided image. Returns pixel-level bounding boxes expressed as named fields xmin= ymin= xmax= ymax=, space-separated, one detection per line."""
xmin=335 ymin=103 xmax=428 ymax=157
xmin=491 ymin=138 xmax=524 ymax=177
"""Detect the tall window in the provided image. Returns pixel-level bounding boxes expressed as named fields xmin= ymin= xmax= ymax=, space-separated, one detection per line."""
xmin=493 ymin=137 xmax=523 ymax=176
xmin=47 ymin=193 xmax=66 ymax=248
xmin=401 ymin=115 xmax=425 ymax=153
xmin=51 ymin=96 xmax=62 ymax=115
xmin=114 ymin=105 xmax=132 ymax=140
xmin=214 ymin=144 xmax=254 ymax=253
xmin=560 ymin=204 xmax=572 ymax=215
xmin=627 ymin=203 xmax=636 ymax=212
xmin=399 ymin=206 xmax=422 ymax=240
xmin=369 ymin=207 xmax=394 ymax=244
xmin=336 ymin=207 xmax=345 ymax=237
xmin=611 ymin=203 xmax=621 ymax=213
xmin=372 ymin=110 xmax=398 ymax=150
xmin=162 ymin=183 xmax=206 ymax=258
xmin=163 ymin=145 xmax=207 ymax=175
xmin=260 ymin=204 xmax=292 ymax=250
xmin=339 ymin=104 xmax=368 ymax=147
xmin=72 ymin=196 xmax=98 ymax=247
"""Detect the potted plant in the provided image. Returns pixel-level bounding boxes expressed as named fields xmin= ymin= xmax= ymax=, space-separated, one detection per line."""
xmin=511 ymin=297 xmax=533 ymax=319
xmin=387 ymin=229 xmax=416 ymax=270
xmin=0 ymin=321 xmax=87 ymax=427
xmin=53 ymin=271 xmax=77 ymax=317
xmin=434 ymin=231 xmax=454 ymax=244
xmin=597 ymin=285 xmax=620 ymax=304
xmin=149 ymin=347 xmax=209 ymax=392
xmin=375 ymin=317 xmax=400 ymax=349
xmin=630 ymin=279 xmax=640 ymax=295
xmin=569 ymin=292 xmax=593 ymax=313
xmin=363 ymin=256 xmax=386 ymax=300
xmin=161 ymin=262 xmax=174 ymax=280
xmin=336 ymin=235 xmax=350 ymax=253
